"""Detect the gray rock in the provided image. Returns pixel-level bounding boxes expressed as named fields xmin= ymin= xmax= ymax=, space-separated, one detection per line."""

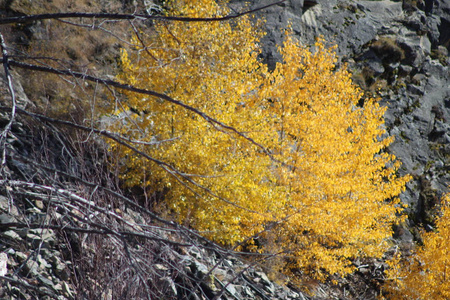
xmin=397 ymin=31 xmax=430 ymax=67
xmin=3 ymin=230 xmax=22 ymax=241
xmin=191 ymin=259 xmax=209 ymax=278
xmin=29 ymin=229 xmax=56 ymax=248
xmin=399 ymin=64 xmax=413 ymax=76
xmin=361 ymin=50 xmax=385 ymax=76
xmin=62 ymin=282 xmax=74 ymax=299
xmin=37 ymin=275 xmax=54 ymax=287
xmin=242 ymin=285 xmax=255 ymax=297
xmin=160 ymin=276 xmax=178 ymax=296
xmin=24 ymin=258 xmax=40 ymax=277
xmin=0 ymin=196 xmax=20 ymax=217
xmin=223 ymin=283 xmax=239 ymax=298
xmin=51 ymin=256 xmax=70 ymax=281
xmin=1 ymin=0 xmax=449 ymax=299
xmin=0 ymin=213 xmax=16 ymax=224
xmin=26 ymin=232 xmax=44 ymax=248
xmin=0 ymin=69 xmax=33 ymax=109
xmin=36 ymin=254 xmax=52 ymax=270
xmin=0 ymin=253 xmax=7 ymax=276
xmin=407 ymin=83 xmax=425 ymax=95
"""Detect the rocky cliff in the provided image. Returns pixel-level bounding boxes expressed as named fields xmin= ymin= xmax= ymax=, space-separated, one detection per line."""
xmin=0 ymin=0 xmax=449 ymax=299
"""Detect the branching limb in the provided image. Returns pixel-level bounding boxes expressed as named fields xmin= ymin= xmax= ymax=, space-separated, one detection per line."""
xmin=0 ymin=106 xmax=265 ymax=215
xmin=0 ymin=1 xmax=286 ymax=25
xmin=1 ymin=59 xmax=286 ymax=167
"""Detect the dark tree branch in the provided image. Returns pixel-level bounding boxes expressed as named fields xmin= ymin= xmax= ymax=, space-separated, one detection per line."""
xmin=0 ymin=222 xmax=196 ymax=247
xmin=0 ymin=106 xmax=265 ymax=215
xmin=0 ymin=1 xmax=286 ymax=25
xmin=1 ymin=59 xmax=285 ymax=167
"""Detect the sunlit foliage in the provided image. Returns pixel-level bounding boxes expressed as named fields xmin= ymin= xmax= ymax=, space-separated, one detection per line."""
xmin=110 ymin=0 xmax=276 ymax=245
xmin=259 ymin=34 xmax=411 ymax=279
xmin=384 ymin=193 xmax=450 ymax=300
xmin=107 ymin=0 xmax=411 ymax=280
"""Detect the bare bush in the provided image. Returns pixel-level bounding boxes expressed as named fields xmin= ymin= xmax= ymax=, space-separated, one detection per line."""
xmin=0 ymin=2 xmax=290 ymax=299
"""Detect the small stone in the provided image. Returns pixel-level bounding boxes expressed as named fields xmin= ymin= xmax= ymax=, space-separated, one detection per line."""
xmin=212 ymin=268 xmax=229 ymax=281
xmin=161 ymin=276 xmax=178 ymax=296
xmin=255 ymin=271 xmax=275 ymax=293
xmin=188 ymin=246 xmax=202 ymax=259
xmin=14 ymin=251 xmax=27 ymax=262
xmin=3 ymin=230 xmax=22 ymax=241
xmin=37 ymin=275 xmax=54 ymax=287
xmin=359 ymin=266 xmax=370 ymax=274
xmin=191 ymin=260 xmax=209 ymax=278
xmin=55 ymin=263 xmax=70 ymax=281
xmin=35 ymin=200 xmax=44 ymax=210
xmin=0 ymin=196 xmax=20 ymax=217
xmin=29 ymin=229 xmax=56 ymax=248
xmin=224 ymin=283 xmax=238 ymax=298
xmin=0 ymin=253 xmax=7 ymax=276
xmin=24 ymin=259 xmax=39 ymax=276
xmin=154 ymin=263 xmax=168 ymax=271
xmin=16 ymin=228 xmax=29 ymax=238
xmin=36 ymin=254 xmax=51 ymax=270
xmin=0 ymin=214 xmax=15 ymax=224
xmin=256 ymin=271 xmax=270 ymax=284
xmin=26 ymin=233 xmax=43 ymax=248
xmin=62 ymin=282 xmax=74 ymax=298
xmin=242 ymin=286 xmax=254 ymax=297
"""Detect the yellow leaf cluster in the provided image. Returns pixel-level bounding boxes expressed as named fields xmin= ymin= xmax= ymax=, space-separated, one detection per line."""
xmin=106 ymin=0 xmax=411 ymax=280
xmin=260 ymin=34 xmax=411 ymax=279
xmin=109 ymin=0 xmax=275 ymax=245
xmin=384 ymin=193 xmax=450 ymax=300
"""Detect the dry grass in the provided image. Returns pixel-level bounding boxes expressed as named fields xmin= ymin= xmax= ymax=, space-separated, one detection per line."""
xmin=4 ymin=0 xmax=135 ymax=122
xmin=370 ymin=36 xmax=405 ymax=63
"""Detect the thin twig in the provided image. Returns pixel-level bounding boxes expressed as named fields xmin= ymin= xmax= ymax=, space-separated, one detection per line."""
xmin=0 ymin=106 xmax=265 ymax=215
xmin=0 ymin=32 xmax=16 ymax=167
xmin=0 ymin=221 xmax=195 ymax=247
xmin=129 ymin=21 xmax=159 ymax=62
xmin=1 ymin=60 xmax=285 ymax=167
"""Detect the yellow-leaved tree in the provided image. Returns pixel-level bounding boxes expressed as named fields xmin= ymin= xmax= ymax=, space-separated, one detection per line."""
xmin=260 ymin=35 xmax=411 ymax=280
xmin=107 ymin=0 xmax=411 ymax=280
xmin=109 ymin=0 xmax=278 ymax=245
xmin=383 ymin=193 xmax=450 ymax=300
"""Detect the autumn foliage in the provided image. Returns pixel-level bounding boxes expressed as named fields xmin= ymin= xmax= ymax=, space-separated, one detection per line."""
xmin=107 ymin=0 xmax=411 ymax=280
xmin=384 ymin=193 xmax=450 ymax=299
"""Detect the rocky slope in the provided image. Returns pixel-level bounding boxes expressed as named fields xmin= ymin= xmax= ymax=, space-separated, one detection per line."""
xmin=0 ymin=0 xmax=449 ymax=299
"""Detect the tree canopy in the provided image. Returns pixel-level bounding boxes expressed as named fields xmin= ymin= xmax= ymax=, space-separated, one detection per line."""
xmin=107 ymin=0 xmax=411 ymax=280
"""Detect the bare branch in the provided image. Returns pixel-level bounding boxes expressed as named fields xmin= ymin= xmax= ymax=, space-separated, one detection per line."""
xmin=0 ymin=106 xmax=267 ymax=215
xmin=2 ymin=59 xmax=284 ymax=166
xmin=0 ymin=31 xmax=16 ymax=168
xmin=4 ymin=149 xmax=237 ymax=254
xmin=0 ymin=221 xmax=195 ymax=247
xmin=0 ymin=1 xmax=286 ymax=25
